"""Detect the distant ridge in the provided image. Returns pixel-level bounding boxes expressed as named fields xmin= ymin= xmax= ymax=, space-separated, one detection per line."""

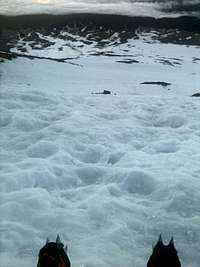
xmin=0 ymin=13 xmax=200 ymax=33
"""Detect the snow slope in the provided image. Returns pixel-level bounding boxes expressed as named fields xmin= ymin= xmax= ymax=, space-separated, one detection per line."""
xmin=0 ymin=30 xmax=200 ymax=267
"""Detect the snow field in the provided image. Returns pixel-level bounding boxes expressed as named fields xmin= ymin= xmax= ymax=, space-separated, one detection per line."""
xmin=8 ymin=32 xmax=200 ymax=98
xmin=0 ymin=84 xmax=200 ymax=267
xmin=0 ymin=33 xmax=200 ymax=267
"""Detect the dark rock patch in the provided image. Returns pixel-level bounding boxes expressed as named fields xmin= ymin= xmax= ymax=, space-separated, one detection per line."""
xmin=92 ymin=90 xmax=111 ymax=95
xmin=141 ymin=81 xmax=171 ymax=87
xmin=17 ymin=46 xmax=27 ymax=53
xmin=191 ymin=93 xmax=200 ymax=97
xmin=0 ymin=51 xmax=16 ymax=60
xmin=89 ymin=51 xmax=133 ymax=57
xmin=158 ymin=59 xmax=174 ymax=66
xmin=1 ymin=14 xmax=200 ymax=56
xmin=193 ymin=57 xmax=200 ymax=63
xmin=116 ymin=59 xmax=139 ymax=64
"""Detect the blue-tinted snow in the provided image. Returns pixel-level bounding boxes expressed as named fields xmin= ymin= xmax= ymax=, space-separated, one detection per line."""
xmin=0 ymin=32 xmax=200 ymax=267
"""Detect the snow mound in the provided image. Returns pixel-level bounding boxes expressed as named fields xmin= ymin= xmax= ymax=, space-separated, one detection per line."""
xmin=120 ymin=171 xmax=156 ymax=195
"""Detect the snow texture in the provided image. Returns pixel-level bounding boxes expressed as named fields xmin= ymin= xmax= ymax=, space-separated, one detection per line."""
xmin=0 ymin=29 xmax=200 ymax=267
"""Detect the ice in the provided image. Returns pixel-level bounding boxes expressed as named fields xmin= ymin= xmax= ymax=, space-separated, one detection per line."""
xmin=0 ymin=29 xmax=200 ymax=267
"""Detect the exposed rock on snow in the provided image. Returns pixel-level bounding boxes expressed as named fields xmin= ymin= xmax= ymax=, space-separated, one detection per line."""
xmin=0 ymin=15 xmax=200 ymax=267
xmin=141 ymin=82 xmax=171 ymax=87
xmin=191 ymin=92 xmax=200 ymax=97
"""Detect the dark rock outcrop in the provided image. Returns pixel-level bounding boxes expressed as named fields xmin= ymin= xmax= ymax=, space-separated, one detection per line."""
xmin=191 ymin=92 xmax=200 ymax=97
xmin=141 ymin=81 xmax=171 ymax=87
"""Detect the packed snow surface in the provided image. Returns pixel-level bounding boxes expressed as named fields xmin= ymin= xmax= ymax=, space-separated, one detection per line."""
xmin=0 ymin=31 xmax=200 ymax=267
